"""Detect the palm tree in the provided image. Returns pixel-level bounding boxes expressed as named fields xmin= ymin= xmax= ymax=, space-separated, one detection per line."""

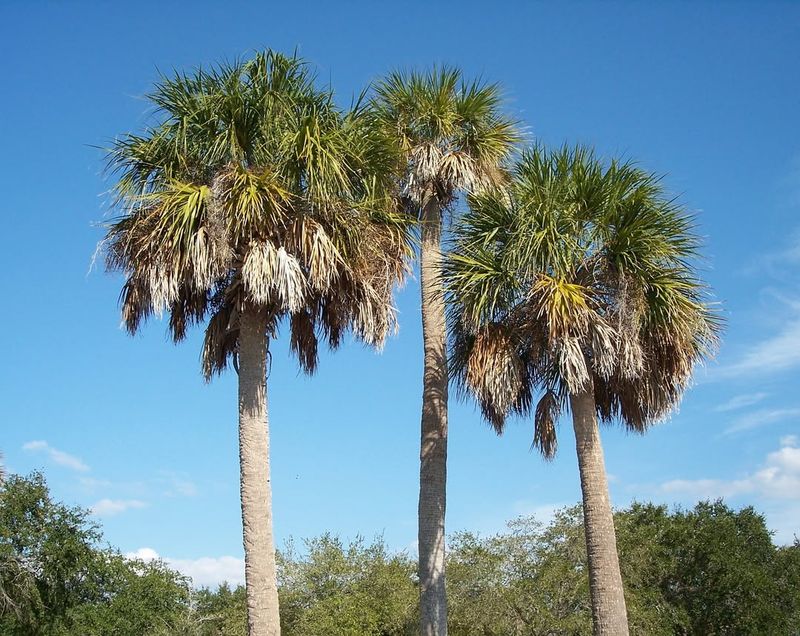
xmin=372 ymin=67 xmax=519 ymax=635
xmin=445 ymin=145 xmax=720 ymax=635
xmin=103 ymin=51 xmax=410 ymax=635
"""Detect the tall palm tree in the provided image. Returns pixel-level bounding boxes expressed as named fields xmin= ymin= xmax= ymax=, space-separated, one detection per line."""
xmin=372 ymin=67 xmax=519 ymax=635
xmin=445 ymin=145 xmax=720 ymax=635
xmin=103 ymin=51 xmax=410 ymax=635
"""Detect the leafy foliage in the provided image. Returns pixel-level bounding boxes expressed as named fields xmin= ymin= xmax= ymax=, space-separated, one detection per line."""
xmin=0 ymin=472 xmax=191 ymax=635
xmin=278 ymin=534 xmax=416 ymax=635
xmin=3 ymin=473 xmax=797 ymax=635
xmin=446 ymin=503 xmax=800 ymax=635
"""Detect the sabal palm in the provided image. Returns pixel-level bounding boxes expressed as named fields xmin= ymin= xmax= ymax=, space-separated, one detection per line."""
xmin=103 ymin=51 xmax=409 ymax=635
xmin=372 ymin=67 xmax=518 ymax=635
xmin=446 ymin=145 xmax=719 ymax=635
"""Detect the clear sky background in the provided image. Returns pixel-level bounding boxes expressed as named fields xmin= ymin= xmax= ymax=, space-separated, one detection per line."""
xmin=1 ymin=1 xmax=799 ymax=587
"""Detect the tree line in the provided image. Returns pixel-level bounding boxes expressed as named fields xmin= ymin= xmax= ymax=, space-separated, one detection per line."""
xmin=1 ymin=472 xmax=798 ymax=635
xmin=96 ymin=48 xmax=720 ymax=634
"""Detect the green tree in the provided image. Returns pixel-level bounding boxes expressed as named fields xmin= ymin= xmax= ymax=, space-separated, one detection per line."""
xmin=193 ymin=583 xmax=248 ymax=636
xmin=372 ymin=67 xmax=518 ymax=635
xmin=0 ymin=472 xmax=190 ymax=635
xmin=277 ymin=534 xmax=416 ymax=635
xmin=103 ymin=51 xmax=410 ymax=635
xmin=445 ymin=145 xmax=720 ymax=635
xmin=447 ymin=501 xmax=799 ymax=635
xmin=650 ymin=501 xmax=796 ymax=634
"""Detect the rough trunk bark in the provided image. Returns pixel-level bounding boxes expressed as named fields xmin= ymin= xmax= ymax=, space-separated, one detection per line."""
xmin=238 ymin=306 xmax=281 ymax=636
xmin=418 ymin=199 xmax=449 ymax=636
xmin=570 ymin=387 xmax=629 ymax=636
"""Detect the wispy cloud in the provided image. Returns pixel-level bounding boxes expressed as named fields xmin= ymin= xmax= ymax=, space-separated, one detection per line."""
xmin=714 ymin=392 xmax=768 ymax=412
xmin=91 ymin=498 xmax=147 ymax=516
xmin=167 ymin=478 xmax=198 ymax=497
xmin=126 ymin=548 xmax=244 ymax=587
xmin=717 ymin=319 xmax=800 ymax=379
xmin=77 ymin=476 xmax=113 ymax=493
xmin=781 ymin=435 xmax=798 ymax=447
xmin=653 ymin=437 xmax=800 ymax=544
xmin=660 ymin=477 xmax=750 ymax=499
xmin=723 ymin=407 xmax=800 ymax=435
xmin=22 ymin=440 xmax=89 ymax=472
xmin=157 ymin=471 xmax=199 ymax=498
xmin=659 ymin=436 xmax=800 ymax=502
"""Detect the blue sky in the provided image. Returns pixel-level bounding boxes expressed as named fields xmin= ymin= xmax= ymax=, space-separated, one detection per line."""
xmin=2 ymin=1 xmax=799 ymax=586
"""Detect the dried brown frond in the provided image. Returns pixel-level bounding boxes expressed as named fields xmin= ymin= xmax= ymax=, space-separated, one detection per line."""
xmin=555 ymin=336 xmax=590 ymax=394
xmin=405 ymin=143 xmax=443 ymax=206
xmin=437 ymin=151 xmax=478 ymax=194
xmin=610 ymin=273 xmax=647 ymax=379
xmin=318 ymin=291 xmax=347 ymax=351
xmin=590 ymin=319 xmax=618 ymax=380
xmin=533 ymin=390 xmax=561 ymax=458
xmin=119 ymin=276 xmax=152 ymax=335
xmin=290 ymin=309 xmax=318 ymax=374
xmin=286 ymin=217 xmax=342 ymax=293
xmin=411 ymin=143 xmax=443 ymax=184
xmin=465 ymin=323 xmax=525 ymax=433
xmin=202 ymin=302 xmax=239 ymax=381
xmin=241 ymin=242 xmax=307 ymax=312
xmin=168 ymin=286 xmax=209 ymax=342
xmin=241 ymin=241 xmax=278 ymax=306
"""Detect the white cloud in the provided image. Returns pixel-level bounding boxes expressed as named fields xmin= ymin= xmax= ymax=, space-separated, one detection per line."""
xmin=659 ymin=436 xmax=800 ymax=503
xmin=723 ymin=407 xmax=800 ymax=434
xmin=126 ymin=547 xmax=160 ymax=561
xmin=91 ymin=498 xmax=147 ymax=516
xmin=126 ymin=548 xmax=245 ymax=588
xmin=714 ymin=392 xmax=769 ymax=412
xmin=78 ymin=477 xmax=113 ymax=492
xmin=22 ymin=440 xmax=89 ymax=472
xmin=660 ymin=477 xmax=752 ymax=499
xmin=762 ymin=503 xmax=800 ymax=544
xmin=163 ymin=476 xmax=198 ymax=498
xmin=719 ymin=319 xmax=800 ymax=378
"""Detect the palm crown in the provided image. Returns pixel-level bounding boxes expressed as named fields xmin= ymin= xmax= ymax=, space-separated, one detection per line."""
xmin=104 ymin=51 xmax=411 ymax=377
xmin=372 ymin=67 xmax=520 ymax=210
xmin=446 ymin=145 xmax=721 ymax=456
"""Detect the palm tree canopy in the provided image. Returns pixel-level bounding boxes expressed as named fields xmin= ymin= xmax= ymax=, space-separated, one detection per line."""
xmin=371 ymin=66 xmax=520 ymax=210
xmin=104 ymin=50 xmax=412 ymax=377
xmin=446 ymin=145 xmax=721 ymax=456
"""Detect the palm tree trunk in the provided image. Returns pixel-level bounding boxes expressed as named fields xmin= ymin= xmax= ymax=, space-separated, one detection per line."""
xmin=570 ymin=387 xmax=629 ymax=636
xmin=418 ymin=199 xmax=449 ymax=636
xmin=238 ymin=306 xmax=281 ymax=636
